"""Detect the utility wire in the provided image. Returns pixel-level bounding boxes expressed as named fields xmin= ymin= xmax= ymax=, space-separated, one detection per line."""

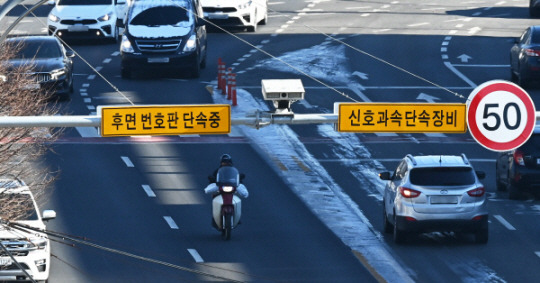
xmin=9 ymin=222 xmax=247 ymax=283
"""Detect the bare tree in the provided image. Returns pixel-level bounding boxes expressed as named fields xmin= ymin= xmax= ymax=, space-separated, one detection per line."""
xmin=0 ymin=39 xmax=62 ymax=219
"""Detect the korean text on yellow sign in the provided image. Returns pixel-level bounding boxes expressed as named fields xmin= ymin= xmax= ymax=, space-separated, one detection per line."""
xmin=99 ymin=105 xmax=231 ymax=137
xmin=338 ymin=103 xmax=466 ymax=133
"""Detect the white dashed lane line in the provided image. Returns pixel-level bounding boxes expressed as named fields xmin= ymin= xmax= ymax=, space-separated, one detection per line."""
xmin=188 ymin=249 xmax=204 ymax=263
xmin=121 ymin=156 xmax=134 ymax=167
xmin=164 ymin=216 xmax=179 ymax=229
xmin=494 ymin=215 xmax=517 ymax=231
xmin=141 ymin=184 xmax=156 ymax=197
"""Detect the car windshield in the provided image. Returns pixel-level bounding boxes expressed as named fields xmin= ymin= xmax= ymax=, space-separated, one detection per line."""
xmin=130 ymin=6 xmax=189 ymax=26
xmin=216 ymin=166 xmax=240 ymax=187
xmin=409 ymin=167 xmax=476 ymax=186
xmin=10 ymin=40 xmax=61 ymax=59
xmin=0 ymin=193 xmax=38 ymax=221
xmin=57 ymin=0 xmax=111 ymax=5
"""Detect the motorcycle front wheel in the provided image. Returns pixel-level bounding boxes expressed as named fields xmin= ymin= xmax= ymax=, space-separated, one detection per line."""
xmin=222 ymin=213 xmax=232 ymax=241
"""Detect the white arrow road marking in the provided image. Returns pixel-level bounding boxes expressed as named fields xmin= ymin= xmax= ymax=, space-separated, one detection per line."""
xmin=457 ymin=54 xmax=472 ymax=63
xmin=416 ymin=93 xmax=440 ymax=102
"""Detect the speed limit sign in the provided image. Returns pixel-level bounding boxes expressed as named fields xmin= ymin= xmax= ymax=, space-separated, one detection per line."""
xmin=467 ymin=80 xmax=536 ymax=152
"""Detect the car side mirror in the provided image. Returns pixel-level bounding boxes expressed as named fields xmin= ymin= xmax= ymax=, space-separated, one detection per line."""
xmin=379 ymin=171 xmax=392 ymax=180
xmin=476 ymin=171 xmax=486 ymax=180
xmin=66 ymin=50 xmax=75 ymax=58
xmin=42 ymin=210 xmax=56 ymax=221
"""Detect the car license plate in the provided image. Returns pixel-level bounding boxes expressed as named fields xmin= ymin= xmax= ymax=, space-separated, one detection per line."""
xmin=207 ymin=13 xmax=229 ymax=19
xmin=68 ymin=25 xmax=89 ymax=32
xmin=148 ymin=57 xmax=169 ymax=63
xmin=0 ymin=258 xmax=12 ymax=266
xmin=430 ymin=195 xmax=458 ymax=204
xmin=23 ymin=83 xmax=40 ymax=90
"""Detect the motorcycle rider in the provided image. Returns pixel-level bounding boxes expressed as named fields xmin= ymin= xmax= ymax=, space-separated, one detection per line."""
xmin=205 ymin=154 xmax=248 ymax=198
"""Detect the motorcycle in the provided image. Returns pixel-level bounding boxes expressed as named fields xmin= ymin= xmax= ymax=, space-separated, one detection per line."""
xmin=208 ymin=166 xmax=244 ymax=240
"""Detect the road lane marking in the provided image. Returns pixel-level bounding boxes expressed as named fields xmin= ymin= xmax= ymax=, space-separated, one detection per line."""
xmin=535 ymin=252 xmax=540 ymax=259
xmin=494 ymin=215 xmax=516 ymax=231
xmin=142 ymin=185 xmax=156 ymax=197
xmin=164 ymin=216 xmax=179 ymax=229
xmin=121 ymin=156 xmax=134 ymax=167
xmin=188 ymin=249 xmax=204 ymax=263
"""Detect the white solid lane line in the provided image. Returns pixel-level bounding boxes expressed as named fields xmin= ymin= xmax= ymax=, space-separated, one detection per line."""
xmin=494 ymin=215 xmax=516 ymax=231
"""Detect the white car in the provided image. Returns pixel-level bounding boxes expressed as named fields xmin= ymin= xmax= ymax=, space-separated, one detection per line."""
xmin=47 ymin=0 xmax=129 ymax=42
xmin=201 ymin=0 xmax=267 ymax=32
xmin=0 ymin=178 xmax=56 ymax=282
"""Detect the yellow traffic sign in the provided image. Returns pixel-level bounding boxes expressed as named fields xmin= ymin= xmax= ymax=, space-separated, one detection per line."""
xmin=99 ymin=105 xmax=231 ymax=137
xmin=338 ymin=103 xmax=466 ymax=133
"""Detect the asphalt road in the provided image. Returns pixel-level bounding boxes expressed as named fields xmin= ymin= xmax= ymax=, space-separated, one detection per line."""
xmin=4 ymin=0 xmax=540 ymax=282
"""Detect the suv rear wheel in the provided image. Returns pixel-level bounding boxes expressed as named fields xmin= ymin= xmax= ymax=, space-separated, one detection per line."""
xmin=393 ymin=214 xmax=407 ymax=244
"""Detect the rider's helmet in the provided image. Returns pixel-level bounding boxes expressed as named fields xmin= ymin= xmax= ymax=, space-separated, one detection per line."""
xmin=220 ymin=154 xmax=233 ymax=166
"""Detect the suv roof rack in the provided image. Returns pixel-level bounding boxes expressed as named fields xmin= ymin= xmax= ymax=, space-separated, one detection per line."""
xmin=405 ymin=154 xmax=417 ymax=165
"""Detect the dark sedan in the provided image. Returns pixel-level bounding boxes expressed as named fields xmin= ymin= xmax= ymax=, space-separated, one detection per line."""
xmin=510 ymin=25 xmax=540 ymax=88
xmin=496 ymin=128 xmax=540 ymax=199
xmin=2 ymin=35 xmax=75 ymax=100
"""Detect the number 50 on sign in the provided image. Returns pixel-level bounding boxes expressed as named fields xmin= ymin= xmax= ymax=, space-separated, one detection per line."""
xmin=467 ymin=80 xmax=536 ymax=152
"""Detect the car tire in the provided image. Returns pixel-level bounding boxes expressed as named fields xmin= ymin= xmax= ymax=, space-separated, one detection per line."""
xmin=510 ymin=68 xmax=518 ymax=82
xmin=393 ymin=214 xmax=407 ymax=244
xmin=475 ymin=227 xmax=488 ymax=244
xmin=383 ymin=205 xmax=393 ymax=233
xmin=518 ymin=68 xmax=529 ymax=88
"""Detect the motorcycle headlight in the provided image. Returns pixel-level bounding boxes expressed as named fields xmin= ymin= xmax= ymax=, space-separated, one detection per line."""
xmin=48 ymin=13 xmax=60 ymax=23
xmin=98 ymin=12 xmax=113 ymax=22
xmin=50 ymin=68 xmax=66 ymax=80
xmin=120 ymin=35 xmax=134 ymax=53
xmin=222 ymin=186 xmax=234 ymax=192
xmin=183 ymin=34 xmax=197 ymax=52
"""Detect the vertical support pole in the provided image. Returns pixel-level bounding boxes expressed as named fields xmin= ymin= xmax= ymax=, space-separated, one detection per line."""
xmin=231 ymin=73 xmax=237 ymax=106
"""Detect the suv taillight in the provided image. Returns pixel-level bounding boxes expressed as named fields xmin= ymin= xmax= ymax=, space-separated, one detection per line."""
xmin=514 ymin=150 xmax=525 ymax=166
xmin=400 ymin=187 xmax=420 ymax=198
xmin=467 ymin=187 xmax=485 ymax=197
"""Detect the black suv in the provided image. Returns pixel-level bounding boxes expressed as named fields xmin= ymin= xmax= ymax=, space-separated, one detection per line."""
xmin=120 ymin=0 xmax=207 ymax=78
xmin=496 ymin=128 xmax=540 ymax=199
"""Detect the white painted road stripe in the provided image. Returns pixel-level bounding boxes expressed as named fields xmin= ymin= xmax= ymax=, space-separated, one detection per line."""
xmin=121 ymin=156 xmax=134 ymax=167
xmin=535 ymin=252 xmax=540 ymax=259
xmin=494 ymin=215 xmax=516 ymax=231
xmin=188 ymin=249 xmax=204 ymax=263
xmin=141 ymin=185 xmax=156 ymax=197
xmin=164 ymin=216 xmax=179 ymax=229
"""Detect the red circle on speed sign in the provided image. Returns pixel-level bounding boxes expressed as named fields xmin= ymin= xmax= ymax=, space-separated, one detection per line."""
xmin=467 ymin=80 xmax=536 ymax=152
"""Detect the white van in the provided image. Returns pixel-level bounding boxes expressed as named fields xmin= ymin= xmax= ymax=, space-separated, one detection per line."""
xmin=47 ymin=0 xmax=129 ymax=42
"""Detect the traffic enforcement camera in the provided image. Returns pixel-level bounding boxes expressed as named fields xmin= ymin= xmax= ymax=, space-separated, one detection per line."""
xmin=261 ymin=79 xmax=305 ymax=115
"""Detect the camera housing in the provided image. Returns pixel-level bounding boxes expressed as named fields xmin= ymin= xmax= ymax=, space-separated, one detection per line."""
xmin=261 ymin=79 xmax=305 ymax=115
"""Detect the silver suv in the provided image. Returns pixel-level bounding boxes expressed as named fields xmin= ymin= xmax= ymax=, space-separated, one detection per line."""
xmin=379 ymin=154 xmax=488 ymax=244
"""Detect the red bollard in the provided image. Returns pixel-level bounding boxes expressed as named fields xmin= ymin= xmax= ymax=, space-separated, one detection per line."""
xmin=231 ymin=74 xmax=237 ymax=106
xmin=218 ymin=60 xmax=225 ymax=92
xmin=224 ymin=67 xmax=232 ymax=95
xmin=227 ymin=72 xmax=235 ymax=100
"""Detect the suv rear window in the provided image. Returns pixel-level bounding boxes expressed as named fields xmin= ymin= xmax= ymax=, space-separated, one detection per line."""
xmin=409 ymin=167 xmax=475 ymax=186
